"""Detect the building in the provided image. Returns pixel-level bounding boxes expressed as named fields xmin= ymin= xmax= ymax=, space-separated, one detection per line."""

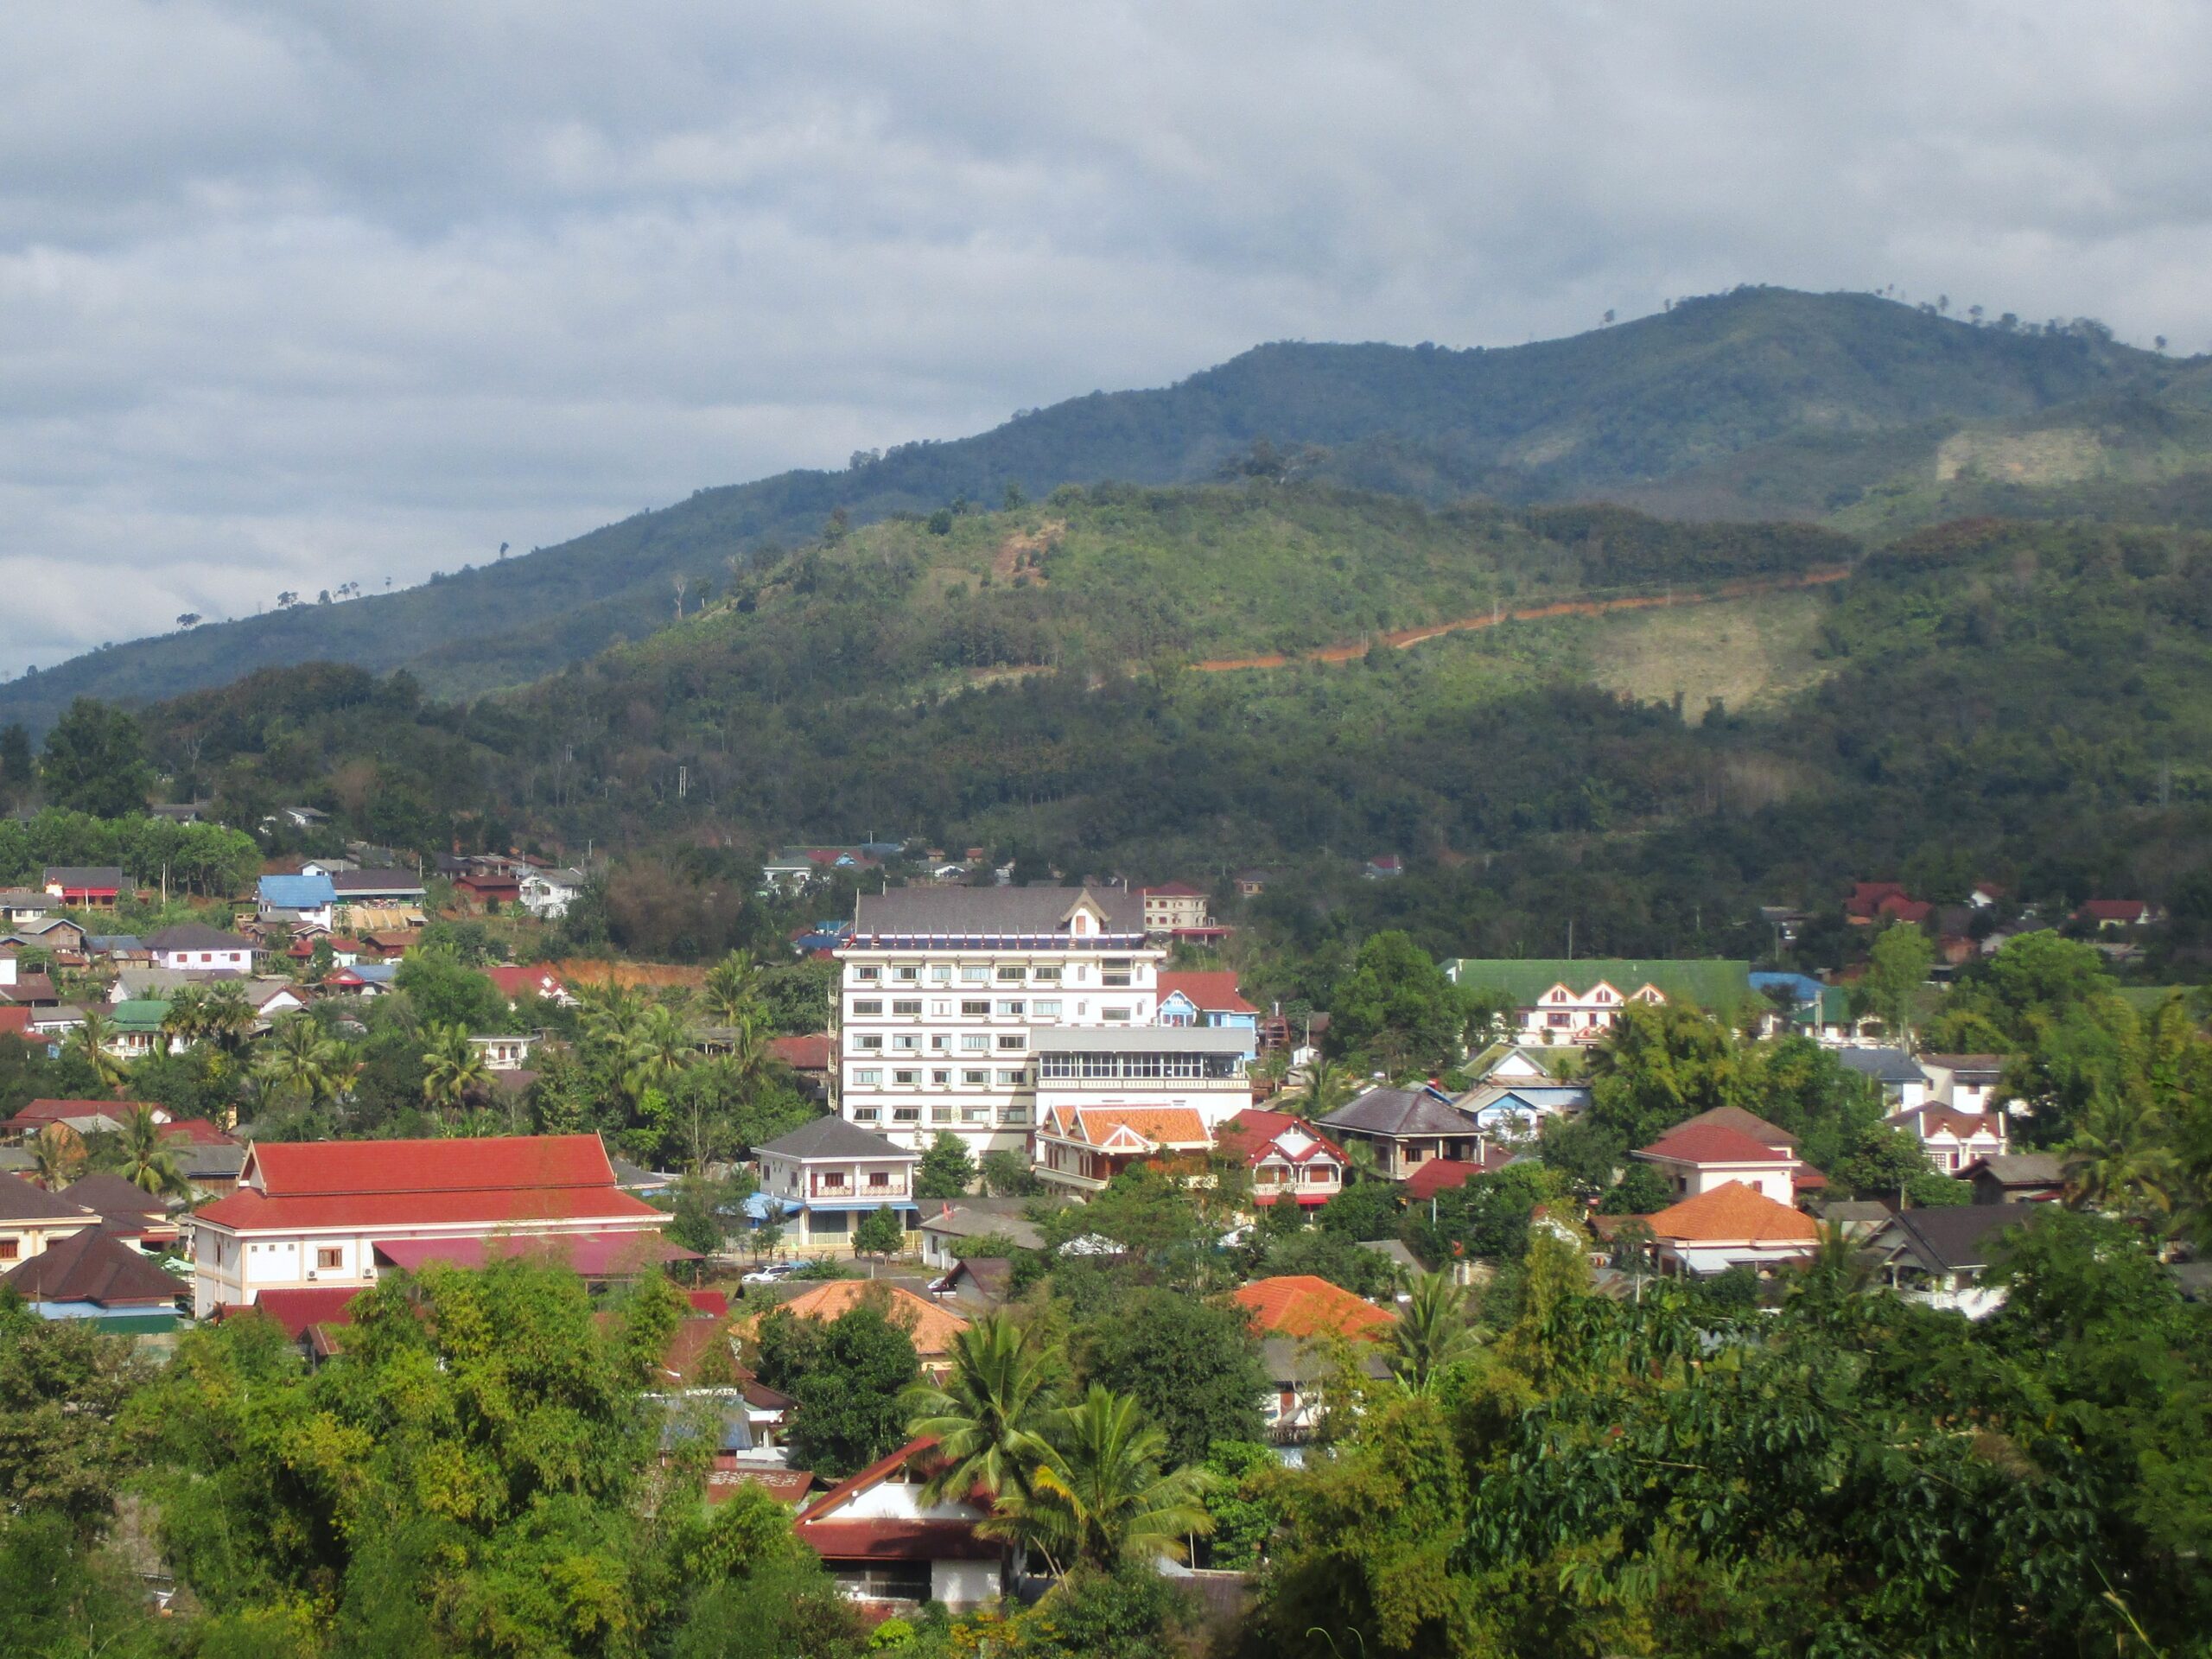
xmin=794 ymin=1437 xmax=998 ymax=1611
xmin=1453 ymin=1080 xmax=1590 ymax=1135
xmin=1632 ymin=1108 xmax=1825 ymax=1205
xmin=1403 ymin=1147 xmax=1516 ymax=1203
xmin=1033 ymin=1104 xmax=1213 ymax=1193
xmin=257 ymin=874 xmax=338 ymax=929
xmin=519 ymin=867 xmax=587 ymax=919
xmin=835 ymin=886 xmax=1161 ymax=1153
xmin=749 ymin=1117 xmax=920 ymax=1249
xmin=1362 ymin=855 xmax=1404 ymax=880
xmin=1232 ymin=1274 xmax=1395 ymax=1341
xmin=327 ymin=868 xmax=429 ymax=906
xmin=1215 ymin=1108 xmax=1349 ymax=1209
xmin=0 ymin=1227 xmax=184 ymax=1329
xmin=1442 ymin=959 xmax=1752 ymax=1045
xmin=1845 ymin=882 xmax=1933 ymax=926
xmin=1864 ymin=1203 xmax=2045 ymax=1317
xmin=915 ymin=1200 xmax=1047 ymax=1271
xmin=1887 ymin=1104 xmax=2008 ymax=1173
xmin=0 ymin=1173 xmax=98 ymax=1267
xmin=1137 ymin=882 xmax=1211 ymax=936
xmin=58 ymin=1171 xmax=182 ymax=1252
xmin=143 ymin=925 xmax=256 ymax=975
xmin=1961 ymin=1153 xmax=2064 ymax=1205
xmin=1154 ymin=971 xmax=1260 ymax=1053
xmin=486 ymin=965 xmax=575 ymax=1007
xmin=1835 ymin=1046 xmax=1930 ymax=1109
xmin=1318 ymin=1086 xmax=1487 ymax=1180
xmin=1033 ymin=1027 xmax=1252 ymax=1135
xmin=1633 ymin=1180 xmax=1821 ymax=1278
xmin=747 ymin=1281 xmax=969 ymax=1373
xmin=2076 ymin=899 xmax=2156 ymax=930
xmin=186 ymin=1133 xmax=672 ymax=1318
xmin=1919 ymin=1054 xmax=2005 ymax=1114
xmin=43 ymin=867 xmax=126 ymax=908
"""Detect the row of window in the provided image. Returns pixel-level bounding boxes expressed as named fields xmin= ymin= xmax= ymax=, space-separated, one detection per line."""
xmin=853 ymin=1032 xmax=1031 ymax=1054
xmin=851 ymin=1066 xmax=1031 ymax=1088
xmin=1036 ymin=1052 xmax=1246 ymax=1080
xmin=848 ymin=1000 xmax=1135 ymax=1025
xmin=851 ymin=1106 xmax=1032 ymax=1127
xmin=851 ymin=959 xmax=1137 ymax=988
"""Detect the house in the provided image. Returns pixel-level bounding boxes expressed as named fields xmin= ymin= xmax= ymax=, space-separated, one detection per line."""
xmin=1968 ymin=881 xmax=2005 ymax=909
xmin=143 ymin=924 xmax=256 ymax=975
xmin=257 ymin=874 xmax=338 ymax=929
xmin=750 ymin=1117 xmax=920 ymax=1249
xmin=793 ymin=1437 xmax=997 ymax=1611
xmin=1137 ymin=882 xmax=1211 ymax=936
xmin=1403 ymin=1147 xmax=1517 ymax=1203
xmin=518 ymin=867 xmax=587 ymax=919
xmin=4 ymin=1098 xmax=168 ymax=1141
xmin=43 ymin=867 xmax=127 ymax=908
xmin=185 ymin=1133 xmax=673 ymax=1319
xmin=746 ymin=1281 xmax=969 ymax=1373
xmin=916 ymin=1199 xmax=1047 ymax=1271
xmin=1835 ymin=1046 xmax=1929 ymax=1108
xmin=1443 ymin=958 xmax=1752 ymax=1044
xmin=836 ymin=885 xmax=1160 ymax=1153
xmin=0 ymin=888 xmax=55 ymax=923
xmin=1632 ymin=1108 xmax=1825 ymax=1205
xmin=107 ymin=1001 xmax=176 ymax=1059
xmin=454 ymin=870 xmax=523 ymax=908
xmin=1632 ymin=1180 xmax=1821 ymax=1278
xmin=766 ymin=1033 xmax=836 ymax=1101
xmin=1033 ymin=1104 xmax=1213 ymax=1192
xmin=1154 ymin=971 xmax=1261 ymax=1055
xmin=1233 ymin=869 xmax=1273 ymax=899
xmin=1864 ymin=1203 xmax=2045 ymax=1318
xmin=1361 ymin=855 xmax=1404 ymax=880
xmin=1214 ymin=1108 xmax=1348 ymax=1210
xmin=1919 ymin=1054 xmax=2006 ymax=1114
xmin=1845 ymin=881 xmax=1934 ymax=926
xmin=1452 ymin=1081 xmax=1590 ymax=1135
xmin=0 ymin=914 xmax=87 ymax=955
xmin=327 ymin=868 xmax=427 ymax=906
xmin=58 ymin=1172 xmax=183 ymax=1251
xmin=270 ymin=805 xmax=330 ymax=831
xmin=935 ymin=1255 xmax=1017 ymax=1313
xmin=0 ymin=1173 xmax=99 ymax=1267
xmin=86 ymin=934 xmax=149 ymax=965
xmin=1318 ymin=1086 xmax=1487 ymax=1180
xmin=1466 ymin=1043 xmax=1579 ymax=1084
xmin=485 ymin=964 xmax=574 ymax=1006
xmin=1886 ymin=1104 xmax=2008 ymax=1173
xmin=1259 ymin=1334 xmax=1390 ymax=1444
xmin=1961 ymin=1153 xmax=2065 ymax=1205
xmin=2076 ymin=899 xmax=2157 ymax=930
xmin=469 ymin=1034 xmax=536 ymax=1071
xmin=1232 ymin=1274 xmax=1395 ymax=1342
xmin=0 ymin=1228 xmax=184 ymax=1328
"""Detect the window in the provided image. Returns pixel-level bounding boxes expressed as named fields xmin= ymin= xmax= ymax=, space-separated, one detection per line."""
xmin=931 ymin=1106 xmax=955 ymax=1123
xmin=893 ymin=1069 xmax=919 ymax=1084
xmin=1033 ymin=965 xmax=1061 ymax=984
xmin=893 ymin=1033 xmax=920 ymax=1052
xmin=998 ymin=1106 xmax=1032 ymax=1126
xmin=893 ymin=1106 xmax=921 ymax=1122
xmin=963 ymin=1069 xmax=989 ymax=1085
xmin=892 ymin=999 xmax=922 ymax=1016
xmin=997 ymin=1067 xmax=1026 ymax=1085
xmin=931 ymin=1000 xmax=950 ymax=1016
xmin=962 ymin=1106 xmax=991 ymax=1123
xmin=0 ymin=1239 xmax=17 ymax=1262
xmin=855 ymin=1068 xmax=881 ymax=1085
xmin=996 ymin=1033 xmax=1026 ymax=1052
xmin=316 ymin=1247 xmax=343 ymax=1270
xmin=1103 ymin=1007 xmax=1131 ymax=1022
xmin=961 ymin=1000 xmax=991 ymax=1017
xmin=868 ymin=1170 xmax=891 ymax=1189
xmin=931 ymin=1069 xmax=950 ymax=1085
xmin=818 ymin=1172 xmax=849 ymax=1191
xmin=928 ymin=964 xmax=951 ymax=983
xmin=931 ymin=1033 xmax=951 ymax=1052
xmin=997 ymin=965 xmax=1025 ymax=983
xmin=855 ymin=966 xmax=880 ymax=982
xmin=852 ymin=1107 xmax=880 ymax=1122
xmin=1103 ymin=957 xmax=1132 ymax=988
xmin=1547 ymin=1013 xmax=1571 ymax=1029
xmin=998 ymin=1000 xmax=1025 ymax=1016
xmin=1033 ymin=999 xmax=1061 ymax=1017
xmin=960 ymin=1034 xmax=990 ymax=1052
xmin=855 ymin=1034 xmax=883 ymax=1052
xmin=960 ymin=965 xmax=989 ymax=983
xmin=893 ymin=965 xmax=919 ymax=983
xmin=851 ymin=999 xmax=883 ymax=1015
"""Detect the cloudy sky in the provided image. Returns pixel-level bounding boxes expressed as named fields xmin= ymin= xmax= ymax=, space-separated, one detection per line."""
xmin=2 ymin=0 xmax=2207 ymax=672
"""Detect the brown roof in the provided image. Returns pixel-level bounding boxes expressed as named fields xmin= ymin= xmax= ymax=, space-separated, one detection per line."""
xmin=1637 ymin=1123 xmax=1795 ymax=1166
xmin=0 ymin=1228 xmax=181 ymax=1306
xmin=746 ymin=1280 xmax=970 ymax=1357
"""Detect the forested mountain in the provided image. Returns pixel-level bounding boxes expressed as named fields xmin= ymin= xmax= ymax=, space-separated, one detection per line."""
xmin=2 ymin=287 xmax=2173 ymax=729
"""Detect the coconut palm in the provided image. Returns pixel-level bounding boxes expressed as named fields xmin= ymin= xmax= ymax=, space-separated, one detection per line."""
xmin=161 ymin=987 xmax=210 ymax=1048
xmin=200 ymin=984 xmax=255 ymax=1054
xmin=699 ymin=950 xmax=762 ymax=1027
xmin=2063 ymin=1094 xmax=2177 ymax=1219
xmin=112 ymin=1103 xmax=190 ymax=1200
xmin=1792 ymin=1217 xmax=1876 ymax=1301
xmin=623 ymin=1001 xmax=696 ymax=1101
xmin=420 ymin=1023 xmax=493 ymax=1125
xmin=904 ymin=1313 xmax=1065 ymax=1507
xmin=257 ymin=1015 xmax=342 ymax=1109
xmin=1294 ymin=1058 xmax=1358 ymax=1119
xmin=31 ymin=1122 xmax=86 ymax=1189
xmin=577 ymin=980 xmax=648 ymax=1051
xmin=1389 ymin=1270 xmax=1481 ymax=1392
xmin=994 ymin=1386 xmax=1213 ymax=1572
xmin=69 ymin=1008 xmax=132 ymax=1096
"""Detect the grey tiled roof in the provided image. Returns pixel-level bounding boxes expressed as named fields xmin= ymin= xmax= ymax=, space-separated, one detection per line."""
xmin=852 ymin=885 xmax=1144 ymax=938
xmin=1320 ymin=1087 xmax=1471 ymax=1139
xmin=756 ymin=1116 xmax=918 ymax=1160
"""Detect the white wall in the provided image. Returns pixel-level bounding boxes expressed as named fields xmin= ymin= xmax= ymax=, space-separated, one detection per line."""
xmin=932 ymin=1560 xmax=998 ymax=1609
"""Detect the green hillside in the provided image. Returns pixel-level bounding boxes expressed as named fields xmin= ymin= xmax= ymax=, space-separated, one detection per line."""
xmin=1 ymin=287 xmax=2167 ymax=729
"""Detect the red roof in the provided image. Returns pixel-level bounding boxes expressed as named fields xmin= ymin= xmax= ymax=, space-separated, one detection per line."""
xmin=370 ymin=1232 xmax=697 ymax=1274
xmin=799 ymin=1435 xmax=944 ymax=1522
xmin=1140 ymin=882 xmax=1206 ymax=899
xmin=1846 ymin=880 xmax=1909 ymax=918
xmin=708 ymin=1466 xmax=815 ymax=1507
xmin=1637 ymin=1123 xmax=1796 ymax=1166
xmin=1156 ymin=970 xmax=1257 ymax=1015
xmin=248 ymin=1285 xmax=365 ymax=1338
xmin=1404 ymin=1150 xmax=1513 ymax=1200
xmin=487 ymin=965 xmax=569 ymax=1001
xmin=2079 ymin=899 xmax=2149 ymax=923
xmin=1231 ymin=1274 xmax=1395 ymax=1340
xmin=160 ymin=1118 xmax=237 ymax=1147
xmin=768 ymin=1033 xmax=833 ymax=1071
xmin=686 ymin=1289 xmax=730 ymax=1317
xmin=1216 ymin=1109 xmax=1345 ymax=1168
xmin=796 ymin=1520 xmax=999 ymax=1562
xmin=11 ymin=1098 xmax=160 ymax=1125
xmin=1644 ymin=1181 xmax=1820 ymax=1243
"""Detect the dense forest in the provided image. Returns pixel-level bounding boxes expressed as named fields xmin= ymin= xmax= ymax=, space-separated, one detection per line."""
xmin=2 ymin=285 xmax=2189 ymax=726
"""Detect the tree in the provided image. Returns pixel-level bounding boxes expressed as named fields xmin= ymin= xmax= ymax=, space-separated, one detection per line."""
xmin=2063 ymin=1093 xmax=2176 ymax=1219
xmin=394 ymin=950 xmax=509 ymax=1033
xmin=1832 ymin=1120 xmax=1933 ymax=1198
xmin=419 ymin=1022 xmax=492 ymax=1123
xmin=1857 ymin=922 xmax=1934 ymax=1042
xmin=760 ymin=1301 xmax=922 ymax=1478
xmin=109 ymin=1103 xmax=188 ymax=1199
xmin=700 ymin=950 xmax=761 ymax=1027
xmin=1583 ymin=1001 xmax=1749 ymax=1153
xmin=255 ymin=1014 xmax=346 ymax=1110
xmin=998 ymin=1386 xmax=1213 ymax=1572
xmin=1326 ymin=931 xmax=1465 ymax=1073
xmin=914 ymin=1131 xmax=976 ymax=1200
xmin=1077 ymin=1288 xmax=1266 ymax=1467
xmin=1291 ymin=1058 xmax=1360 ymax=1117
xmin=67 ymin=1009 xmax=130 ymax=1096
xmin=1315 ymin=1176 xmax=1402 ymax=1241
xmin=38 ymin=699 xmax=150 ymax=817
xmin=0 ymin=722 xmax=30 ymax=787
xmin=1596 ymin=1160 xmax=1672 ymax=1215
xmin=981 ymin=1147 xmax=1043 ymax=1198
xmin=1389 ymin=1270 xmax=1479 ymax=1392
xmin=30 ymin=1122 xmax=86 ymax=1189
xmin=852 ymin=1205 xmax=906 ymax=1262
xmin=901 ymin=1312 xmax=1065 ymax=1587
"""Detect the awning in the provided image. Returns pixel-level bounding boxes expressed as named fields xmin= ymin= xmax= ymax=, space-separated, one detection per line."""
xmin=741 ymin=1192 xmax=805 ymax=1220
xmin=371 ymin=1231 xmax=698 ymax=1274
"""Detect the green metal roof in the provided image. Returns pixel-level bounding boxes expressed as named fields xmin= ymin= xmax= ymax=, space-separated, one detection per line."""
xmin=108 ymin=1000 xmax=173 ymax=1031
xmin=1445 ymin=958 xmax=1752 ymax=1011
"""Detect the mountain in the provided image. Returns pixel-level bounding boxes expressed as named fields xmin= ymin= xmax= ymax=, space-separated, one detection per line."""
xmin=0 ymin=286 xmax=2170 ymax=731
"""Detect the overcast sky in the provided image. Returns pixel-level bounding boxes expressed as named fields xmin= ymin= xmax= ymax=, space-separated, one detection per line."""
xmin=2 ymin=0 xmax=2208 ymax=672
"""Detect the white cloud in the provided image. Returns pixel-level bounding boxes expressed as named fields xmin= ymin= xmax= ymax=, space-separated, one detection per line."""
xmin=0 ymin=0 xmax=2208 ymax=670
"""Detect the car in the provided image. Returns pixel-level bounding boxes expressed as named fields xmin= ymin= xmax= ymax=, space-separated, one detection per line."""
xmin=740 ymin=1259 xmax=822 ymax=1284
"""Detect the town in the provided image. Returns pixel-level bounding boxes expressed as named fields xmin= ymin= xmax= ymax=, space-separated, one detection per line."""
xmin=5 ymin=817 xmax=2202 ymax=1652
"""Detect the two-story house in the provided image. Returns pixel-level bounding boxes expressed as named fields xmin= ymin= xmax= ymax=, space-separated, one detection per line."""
xmin=1216 ymin=1108 xmax=1348 ymax=1210
xmin=186 ymin=1133 xmax=671 ymax=1318
xmin=834 ymin=886 xmax=1162 ymax=1153
xmin=143 ymin=924 xmax=256 ymax=975
xmin=1443 ymin=958 xmax=1752 ymax=1045
xmin=1319 ymin=1086 xmax=1487 ymax=1179
xmin=1137 ymin=882 xmax=1211 ymax=936
xmin=257 ymin=874 xmax=338 ymax=930
xmin=1920 ymin=1053 xmax=2005 ymax=1114
xmin=1631 ymin=1107 xmax=1825 ymax=1204
xmin=1033 ymin=1103 xmax=1213 ymax=1192
xmin=1154 ymin=970 xmax=1261 ymax=1057
xmin=1835 ymin=1046 xmax=1930 ymax=1109
xmin=1886 ymin=1103 xmax=2009 ymax=1173
xmin=43 ymin=867 xmax=125 ymax=908
xmin=0 ymin=1173 xmax=98 ymax=1268
xmin=751 ymin=1116 xmax=921 ymax=1249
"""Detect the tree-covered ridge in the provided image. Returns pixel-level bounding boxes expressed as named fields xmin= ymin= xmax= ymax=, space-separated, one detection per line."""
xmin=0 ymin=286 xmax=2174 ymax=728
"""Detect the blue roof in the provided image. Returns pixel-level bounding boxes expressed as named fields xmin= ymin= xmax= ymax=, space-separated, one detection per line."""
xmin=1749 ymin=971 xmax=1826 ymax=1005
xmin=259 ymin=874 xmax=336 ymax=908
xmin=351 ymin=962 xmax=398 ymax=983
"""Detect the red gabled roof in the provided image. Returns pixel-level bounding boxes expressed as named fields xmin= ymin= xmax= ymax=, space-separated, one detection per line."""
xmin=1644 ymin=1181 xmax=1820 ymax=1243
xmin=1216 ymin=1108 xmax=1345 ymax=1168
xmin=248 ymin=1286 xmax=365 ymax=1338
xmin=1140 ymin=882 xmax=1206 ymax=899
xmin=245 ymin=1134 xmax=617 ymax=1198
xmin=1232 ymin=1274 xmax=1395 ymax=1340
xmin=796 ymin=1520 xmax=999 ymax=1562
xmin=1156 ymin=970 xmax=1257 ymax=1015
xmin=11 ymin=1098 xmax=161 ymax=1125
xmin=1404 ymin=1149 xmax=1513 ymax=1200
xmin=199 ymin=1187 xmax=667 ymax=1232
xmin=1637 ymin=1123 xmax=1796 ymax=1166
xmin=768 ymin=1033 xmax=832 ymax=1071
xmin=0 ymin=1007 xmax=31 ymax=1037
xmin=160 ymin=1117 xmax=237 ymax=1146
xmin=1846 ymin=880 xmax=1909 ymax=918
xmin=798 ymin=1435 xmax=944 ymax=1522
xmin=686 ymin=1289 xmax=730 ymax=1317
xmin=487 ymin=964 xmax=569 ymax=1000
xmin=2078 ymin=899 xmax=2149 ymax=923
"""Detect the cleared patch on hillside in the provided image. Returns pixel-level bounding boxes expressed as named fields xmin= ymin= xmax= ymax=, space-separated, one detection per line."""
xmin=1585 ymin=591 xmax=1835 ymax=721
xmin=1936 ymin=427 xmax=2104 ymax=485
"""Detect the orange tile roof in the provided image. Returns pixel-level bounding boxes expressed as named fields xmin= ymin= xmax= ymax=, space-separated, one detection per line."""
xmin=1156 ymin=970 xmax=1257 ymax=1015
xmin=1231 ymin=1274 xmax=1395 ymax=1340
xmin=759 ymin=1280 xmax=970 ymax=1357
xmin=1040 ymin=1105 xmax=1212 ymax=1151
xmin=1644 ymin=1181 xmax=1820 ymax=1243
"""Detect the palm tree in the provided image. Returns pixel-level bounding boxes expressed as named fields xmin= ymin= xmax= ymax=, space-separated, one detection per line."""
xmin=577 ymin=979 xmax=648 ymax=1051
xmin=420 ymin=1023 xmax=493 ymax=1126
xmin=200 ymin=985 xmax=255 ymax=1055
xmin=700 ymin=950 xmax=761 ymax=1027
xmin=31 ymin=1122 xmax=86 ymax=1189
xmin=1792 ymin=1217 xmax=1875 ymax=1301
xmin=624 ymin=1002 xmax=695 ymax=1101
xmin=994 ymin=1386 xmax=1213 ymax=1573
xmin=257 ymin=1015 xmax=340 ymax=1109
xmin=161 ymin=987 xmax=210 ymax=1049
xmin=1389 ymin=1270 xmax=1480 ymax=1392
xmin=1294 ymin=1058 xmax=1358 ymax=1120
xmin=2063 ymin=1094 xmax=2177 ymax=1219
xmin=112 ymin=1104 xmax=189 ymax=1200
xmin=69 ymin=1008 xmax=132 ymax=1096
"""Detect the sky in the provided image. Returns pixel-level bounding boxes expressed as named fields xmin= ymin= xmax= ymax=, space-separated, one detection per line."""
xmin=3 ymin=0 xmax=2209 ymax=673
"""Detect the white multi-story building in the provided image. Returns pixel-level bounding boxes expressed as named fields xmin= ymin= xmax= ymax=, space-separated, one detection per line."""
xmin=836 ymin=887 xmax=1184 ymax=1154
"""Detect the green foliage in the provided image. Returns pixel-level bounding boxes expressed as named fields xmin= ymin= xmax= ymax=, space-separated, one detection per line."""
xmin=0 ymin=1300 xmax=143 ymax=1534
xmin=1856 ymin=919 xmax=1935 ymax=1039
xmin=1076 ymin=1288 xmax=1267 ymax=1468
xmin=40 ymin=698 xmax=151 ymax=817
xmin=1407 ymin=1161 xmax=1571 ymax=1264
xmin=1904 ymin=1169 xmax=1974 ymax=1206
xmin=394 ymin=950 xmax=510 ymax=1033
xmin=1259 ymin=1226 xmax=1396 ymax=1299
xmin=1324 ymin=930 xmax=1465 ymax=1073
xmin=914 ymin=1131 xmax=976 ymax=1200
xmin=1596 ymin=1160 xmax=1672 ymax=1216
xmin=1313 ymin=1176 xmax=1402 ymax=1241
xmin=756 ymin=1300 xmax=921 ymax=1479
xmin=981 ymin=1147 xmax=1045 ymax=1198
xmin=853 ymin=1205 xmax=907 ymax=1259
